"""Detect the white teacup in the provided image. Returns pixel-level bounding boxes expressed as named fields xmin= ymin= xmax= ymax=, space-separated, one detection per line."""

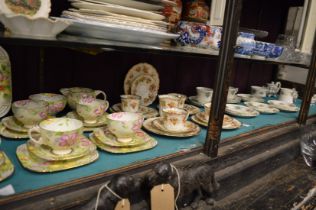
xmin=161 ymin=108 xmax=188 ymax=132
xmin=279 ymin=88 xmax=298 ymax=104
xmin=107 ymin=112 xmax=144 ymax=143
xmin=28 ymin=118 xmax=83 ymax=155
xmin=227 ymin=87 xmax=239 ymax=100
xmin=251 ymin=86 xmax=267 ymax=97
xmin=196 ymin=87 xmax=213 ymax=103
xmin=120 ymin=95 xmax=141 ymax=113
xmin=76 ymin=96 xmax=109 ymax=124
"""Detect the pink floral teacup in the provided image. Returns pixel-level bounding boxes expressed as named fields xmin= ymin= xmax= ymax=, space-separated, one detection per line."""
xmin=29 ymin=93 xmax=67 ymax=116
xmin=28 ymin=118 xmax=83 ymax=155
xmin=107 ymin=112 xmax=144 ymax=143
xmin=76 ymin=96 xmax=109 ymax=124
xmin=120 ymin=95 xmax=141 ymax=113
xmin=12 ymin=99 xmax=49 ymax=128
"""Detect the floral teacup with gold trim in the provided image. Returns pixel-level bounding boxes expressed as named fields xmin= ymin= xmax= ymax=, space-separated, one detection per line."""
xmin=76 ymin=96 xmax=109 ymax=124
xmin=120 ymin=95 xmax=141 ymax=113
xmin=12 ymin=99 xmax=49 ymax=128
xmin=107 ymin=112 xmax=144 ymax=143
xmin=196 ymin=87 xmax=213 ymax=103
xmin=161 ymin=108 xmax=188 ymax=132
xmin=29 ymin=93 xmax=67 ymax=116
xmin=28 ymin=118 xmax=83 ymax=155
xmin=159 ymin=94 xmax=181 ymax=116
xmin=168 ymin=93 xmax=187 ymax=108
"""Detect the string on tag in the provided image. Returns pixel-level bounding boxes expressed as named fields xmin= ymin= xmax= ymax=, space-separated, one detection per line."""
xmin=170 ymin=164 xmax=181 ymax=210
xmin=95 ymin=181 xmax=124 ymax=210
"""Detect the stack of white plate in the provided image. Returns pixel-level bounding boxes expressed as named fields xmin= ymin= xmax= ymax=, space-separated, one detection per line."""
xmin=60 ymin=0 xmax=179 ymax=44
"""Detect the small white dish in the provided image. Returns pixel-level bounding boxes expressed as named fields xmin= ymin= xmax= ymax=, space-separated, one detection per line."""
xmin=225 ymin=104 xmax=260 ymax=118
xmin=244 ymin=102 xmax=279 ymax=114
xmin=237 ymin=94 xmax=264 ymax=102
xmin=267 ymin=100 xmax=299 ymax=112
xmin=0 ymin=14 xmax=71 ymax=38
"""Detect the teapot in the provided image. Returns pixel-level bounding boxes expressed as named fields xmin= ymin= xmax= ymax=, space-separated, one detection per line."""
xmin=60 ymin=87 xmax=107 ymax=110
xmin=279 ymin=88 xmax=298 ymax=104
xmin=267 ymin=81 xmax=281 ymax=97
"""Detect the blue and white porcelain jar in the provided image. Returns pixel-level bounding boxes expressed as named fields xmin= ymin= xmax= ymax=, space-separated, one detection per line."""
xmin=235 ymin=32 xmax=256 ymax=57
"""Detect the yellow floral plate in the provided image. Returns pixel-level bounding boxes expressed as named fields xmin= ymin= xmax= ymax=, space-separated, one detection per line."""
xmin=27 ymin=135 xmax=97 ymax=161
xmin=143 ymin=117 xmax=200 ymax=137
xmin=93 ymin=127 xmax=149 ymax=147
xmin=0 ymin=122 xmax=28 ymax=139
xmin=89 ymin=133 xmax=157 ymax=153
xmin=66 ymin=111 xmax=108 ymax=131
xmin=2 ymin=116 xmax=28 ymax=133
xmin=0 ymin=151 xmax=14 ymax=182
xmin=16 ymin=144 xmax=99 ymax=173
xmin=110 ymin=103 xmax=158 ymax=119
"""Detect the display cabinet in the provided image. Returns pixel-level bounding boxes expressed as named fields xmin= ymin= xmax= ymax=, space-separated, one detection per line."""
xmin=0 ymin=0 xmax=315 ymax=209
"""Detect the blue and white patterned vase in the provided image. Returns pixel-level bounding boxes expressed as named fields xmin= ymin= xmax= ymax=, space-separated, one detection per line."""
xmin=235 ymin=32 xmax=256 ymax=56
xmin=253 ymin=41 xmax=284 ymax=59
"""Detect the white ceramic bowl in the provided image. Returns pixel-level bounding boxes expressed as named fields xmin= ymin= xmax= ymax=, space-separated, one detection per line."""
xmin=0 ymin=14 xmax=71 ymax=38
xmin=29 ymin=93 xmax=67 ymax=116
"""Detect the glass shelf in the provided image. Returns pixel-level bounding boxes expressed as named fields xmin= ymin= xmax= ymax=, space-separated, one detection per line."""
xmin=0 ymin=31 xmax=310 ymax=68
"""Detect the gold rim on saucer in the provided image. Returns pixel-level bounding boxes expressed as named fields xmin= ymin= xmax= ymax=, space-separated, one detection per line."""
xmin=143 ymin=117 xmax=200 ymax=137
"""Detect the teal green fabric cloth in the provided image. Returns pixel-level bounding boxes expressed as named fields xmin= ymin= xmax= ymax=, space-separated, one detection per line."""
xmin=0 ymin=99 xmax=315 ymax=195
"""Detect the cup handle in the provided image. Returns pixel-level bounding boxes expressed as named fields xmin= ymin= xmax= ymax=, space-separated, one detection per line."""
xmin=94 ymin=90 xmax=107 ymax=101
xmin=28 ymin=126 xmax=43 ymax=145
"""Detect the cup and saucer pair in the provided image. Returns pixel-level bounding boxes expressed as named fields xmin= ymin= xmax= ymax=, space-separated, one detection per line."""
xmin=143 ymin=108 xmax=200 ymax=137
xmin=0 ymin=116 xmax=31 ymax=139
xmin=192 ymin=112 xmax=242 ymax=130
xmin=16 ymin=118 xmax=99 ymax=173
xmin=89 ymin=112 xmax=157 ymax=153
xmin=0 ymin=151 xmax=14 ymax=181
xmin=66 ymin=111 xmax=108 ymax=131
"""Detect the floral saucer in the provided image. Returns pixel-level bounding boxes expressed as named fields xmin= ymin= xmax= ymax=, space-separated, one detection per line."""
xmin=192 ymin=113 xmax=241 ymax=130
xmin=131 ymin=74 xmax=159 ymax=106
xmin=26 ymin=135 xmax=97 ymax=161
xmin=188 ymin=96 xmax=205 ymax=107
xmin=0 ymin=151 xmax=14 ymax=182
xmin=16 ymin=144 xmax=99 ymax=173
xmin=110 ymin=103 xmax=158 ymax=119
xmin=267 ymin=100 xmax=299 ymax=112
xmin=93 ymin=128 xmax=149 ymax=147
xmin=152 ymin=118 xmax=198 ymax=134
xmin=66 ymin=111 xmax=108 ymax=130
xmin=237 ymin=94 xmax=265 ymax=103
xmin=89 ymin=133 xmax=157 ymax=154
xmin=183 ymin=104 xmax=200 ymax=115
xmin=143 ymin=117 xmax=200 ymax=137
xmin=0 ymin=122 xmax=28 ymax=139
xmin=225 ymin=104 xmax=260 ymax=118
xmin=2 ymin=116 xmax=28 ymax=132
xmin=244 ymin=102 xmax=280 ymax=114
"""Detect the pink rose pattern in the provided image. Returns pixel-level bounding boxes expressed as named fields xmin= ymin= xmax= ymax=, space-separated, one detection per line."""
xmin=80 ymin=95 xmax=95 ymax=104
xmin=94 ymin=104 xmax=105 ymax=116
xmin=15 ymin=100 xmax=29 ymax=106
xmin=58 ymin=133 xmax=79 ymax=147
xmin=49 ymin=102 xmax=65 ymax=113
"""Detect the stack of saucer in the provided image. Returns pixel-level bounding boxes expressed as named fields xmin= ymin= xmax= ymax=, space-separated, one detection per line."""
xmin=0 ymin=116 xmax=29 ymax=139
xmin=89 ymin=127 xmax=157 ymax=153
xmin=0 ymin=151 xmax=14 ymax=181
xmin=16 ymin=118 xmax=99 ymax=172
xmin=143 ymin=108 xmax=200 ymax=137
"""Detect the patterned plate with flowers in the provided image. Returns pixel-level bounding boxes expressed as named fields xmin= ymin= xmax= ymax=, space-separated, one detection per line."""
xmin=192 ymin=113 xmax=241 ymax=130
xmin=16 ymin=144 xmax=99 ymax=173
xmin=225 ymin=104 xmax=260 ymax=118
xmin=2 ymin=116 xmax=28 ymax=132
xmin=66 ymin=111 xmax=108 ymax=128
xmin=143 ymin=117 xmax=200 ymax=137
xmin=0 ymin=0 xmax=51 ymax=18
xmin=26 ymin=135 xmax=97 ymax=161
xmin=110 ymin=103 xmax=158 ymax=119
xmin=0 ymin=151 xmax=14 ymax=182
xmin=152 ymin=118 xmax=199 ymax=133
xmin=93 ymin=127 xmax=149 ymax=147
xmin=89 ymin=133 xmax=157 ymax=154
xmin=267 ymin=100 xmax=299 ymax=112
xmin=131 ymin=74 xmax=158 ymax=106
xmin=244 ymin=102 xmax=279 ymax=114
xmin=0 ymin=122 xmax=28 ymax=139
xmin=124 ymin=63 xmax=159 ymax=96
xmin=0 ymin=46 xmax=12 ymax=118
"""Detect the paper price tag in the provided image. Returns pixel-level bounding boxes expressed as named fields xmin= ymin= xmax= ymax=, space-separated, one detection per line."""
xmin=151 ymin=184 xmax=175 ymax=210
xmin=115 ymin=199 xmax=130 ymax=210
